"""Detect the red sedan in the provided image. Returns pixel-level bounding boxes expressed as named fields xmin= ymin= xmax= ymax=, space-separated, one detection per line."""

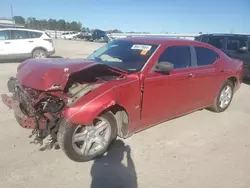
xmin=1 ymin=37 xmax=244 ymax=162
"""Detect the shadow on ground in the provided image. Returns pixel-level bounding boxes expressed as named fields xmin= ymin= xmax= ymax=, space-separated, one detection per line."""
xmin=0 ymin=59 xmax=23 ymax=63
xmin=50 ymin=56 xmax=63 ymax=58
xmin=90 ymin=139 xmax=137 ymax=188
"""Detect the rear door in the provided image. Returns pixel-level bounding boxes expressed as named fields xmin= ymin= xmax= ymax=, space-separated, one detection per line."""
xmin=9 ymin=30 xmax=32 ymax=55
xmin=225 ymin=36 xmax=250 ymax=66
xmin=28 ymin=31 xmax=43 ymax=50
xmin=190 ymin=46 xmax=223 ymax=106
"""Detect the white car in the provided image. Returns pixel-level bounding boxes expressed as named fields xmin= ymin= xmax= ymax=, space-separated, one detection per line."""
xmin=61 ymin=31 xmax=79 ymax=40
xmin=0 ymin=28 xmax=55 ymax=60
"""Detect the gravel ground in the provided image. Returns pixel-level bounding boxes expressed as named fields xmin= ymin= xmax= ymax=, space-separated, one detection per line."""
xmin=0 ymin=39 xmax=250 ymax=188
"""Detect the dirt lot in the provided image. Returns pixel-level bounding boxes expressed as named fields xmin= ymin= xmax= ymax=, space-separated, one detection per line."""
xmin=0 ymin=39 xmax=250 ymax=188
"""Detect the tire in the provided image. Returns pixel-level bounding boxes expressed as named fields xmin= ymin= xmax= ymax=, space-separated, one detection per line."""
xmin=32 ymin=49 xmax=47 ymax=59
xmin=209 ymin=80 xmax=234 ymax=113
xmin=57 ymin=111 xmax=117 ymax=162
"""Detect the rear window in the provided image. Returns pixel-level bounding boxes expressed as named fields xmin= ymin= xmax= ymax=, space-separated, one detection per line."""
xmin=226 ymin=37 xmax=248 ymax=51
xmin=11 ymin=30 xmax=29 ymax=39
xmin=29 ymin=31 xmax=42 ymax=38
xmin=195 ymin=47 xmax=219 ymax=66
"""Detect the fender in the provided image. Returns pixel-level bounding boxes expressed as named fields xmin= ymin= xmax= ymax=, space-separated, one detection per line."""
xmin=64 ymin=86 xmax=117 ymax=125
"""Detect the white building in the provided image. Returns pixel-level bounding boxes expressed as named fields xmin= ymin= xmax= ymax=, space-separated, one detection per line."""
xmin=0 ymin=18 xmax=24 ymax=28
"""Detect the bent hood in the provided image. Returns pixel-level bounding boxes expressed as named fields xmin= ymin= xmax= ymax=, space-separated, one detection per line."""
xmin=16 ymin=58 xmax=126 ymax=91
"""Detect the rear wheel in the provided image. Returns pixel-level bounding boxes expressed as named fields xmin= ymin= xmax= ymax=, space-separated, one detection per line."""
xmin=57 ymin=112 xmax=117 ymax=162
xmin=209 ymin=80 xmax=234 ymax=112
xmin=32 ymin=49 xmax=47 ymax=59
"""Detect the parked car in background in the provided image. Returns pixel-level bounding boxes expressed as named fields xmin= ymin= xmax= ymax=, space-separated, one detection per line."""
xmin=75 ymin=29 xmax=110 ymax=42
xmin=1 ymin=37 xmax=243 ymax=162
xmin=61 ymin=31 xmax=80 ymax=40
xmin=0 ymin=28 xmax=55 ymax=60
xmin=75 ymin=31 xmax=92 ymax=39
xmin=195 ymin=34 xmax=250 ymax=78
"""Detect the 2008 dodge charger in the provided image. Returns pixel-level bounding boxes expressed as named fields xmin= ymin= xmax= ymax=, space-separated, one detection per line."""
xmin=1 ymin=37 xmax=244 ymax=162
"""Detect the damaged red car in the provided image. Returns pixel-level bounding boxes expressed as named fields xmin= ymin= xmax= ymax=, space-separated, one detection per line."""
xmin=1 ymin=37 xmax=244 ymax=162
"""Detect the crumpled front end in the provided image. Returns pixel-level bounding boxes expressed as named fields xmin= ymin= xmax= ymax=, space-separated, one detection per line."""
xmin=1 ymin=77 xmax=63 ymax=131
xmin=1 ymin=93 xmax=46 ymax=130
xmin=2 ymin=78 xmax=34 ymax=129
xmin=1 ymin=64 xmax=122 ymax=149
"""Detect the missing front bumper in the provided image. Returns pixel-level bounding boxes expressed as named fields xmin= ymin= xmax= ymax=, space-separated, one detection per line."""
xmin=1 ymin=94 xmax=46 ymax=129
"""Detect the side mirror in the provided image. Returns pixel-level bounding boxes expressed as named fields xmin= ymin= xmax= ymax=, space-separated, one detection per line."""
xmin=238 ymin=46 xmax=248 ymax=53
xmin=155 ymin=61 xmax=174 ymax=74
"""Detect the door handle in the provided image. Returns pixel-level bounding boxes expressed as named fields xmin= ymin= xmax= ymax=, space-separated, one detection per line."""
xmin=4 ymin=42 xmax=11 ymax=44
xmin=28 ymin=41 xmax=34 ymax=43
xmin=188 ymin=73 xmax=194 ymax=78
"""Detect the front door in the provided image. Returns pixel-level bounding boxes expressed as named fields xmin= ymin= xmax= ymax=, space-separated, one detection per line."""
xmin=0 ymin=30 xmax=11 ymax=56
xmin=206 ymin=36 xmax=226 ymax=52
xmin=141 ymin=45 xmax=198 ymax=127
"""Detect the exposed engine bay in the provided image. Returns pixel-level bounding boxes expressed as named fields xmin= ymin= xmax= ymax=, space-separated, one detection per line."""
xmin=5 ymin=71 xmax=121 ymax=150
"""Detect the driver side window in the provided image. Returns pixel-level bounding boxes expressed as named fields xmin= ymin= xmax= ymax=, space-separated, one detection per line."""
xmin=0 ymin=30 xmax=10 ymax=40
xmin=158 ymin=46 xmax=191 ymax=69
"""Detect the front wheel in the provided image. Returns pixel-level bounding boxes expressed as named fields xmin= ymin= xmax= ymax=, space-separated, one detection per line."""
xmin=57 ymin=112 xmax=117 ymax=162
xmin=209 ymin=80 xmax=234 ymax=112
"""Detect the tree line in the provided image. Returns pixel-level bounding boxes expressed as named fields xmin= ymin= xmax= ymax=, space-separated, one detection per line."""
xmin=13 ymin=16 xmax=82 ymax=31
xmin=13 ymin=16 xmax=123 ymax=33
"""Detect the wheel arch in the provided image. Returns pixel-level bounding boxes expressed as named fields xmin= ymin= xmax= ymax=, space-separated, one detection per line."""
xmin=227 ymin=76 xmax=238 ymax=91
xmin=65 ymin=87 xmax=130 ymax=138
xmin=99 ymin=104 xmax=130 ymax=138
xmin=31 ymin=47 xmax=48 ymax=55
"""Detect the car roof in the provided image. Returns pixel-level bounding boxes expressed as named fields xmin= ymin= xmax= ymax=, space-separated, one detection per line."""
xmin=0 ymin=28 xmax=44 ymax=33
xmin=117 ymin=36 xmax=226 ymax=56
xmin=118 ymin=36 xmax=204 ymax=46
xmin=197 ymin=33 xmax=250 ymax=37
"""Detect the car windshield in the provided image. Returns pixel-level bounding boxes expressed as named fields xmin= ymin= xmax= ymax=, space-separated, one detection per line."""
xmin=86 ymin=40 xmax=158 ymax=73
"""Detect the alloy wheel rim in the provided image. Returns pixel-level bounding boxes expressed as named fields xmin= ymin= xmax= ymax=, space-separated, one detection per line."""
xmin=34 ymin=51 xmax=46 ymax=58
xmin=219 ymin=85 xmax=233 ymax=108
xmin=72 ymin=117 xmax=112 ymax=156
